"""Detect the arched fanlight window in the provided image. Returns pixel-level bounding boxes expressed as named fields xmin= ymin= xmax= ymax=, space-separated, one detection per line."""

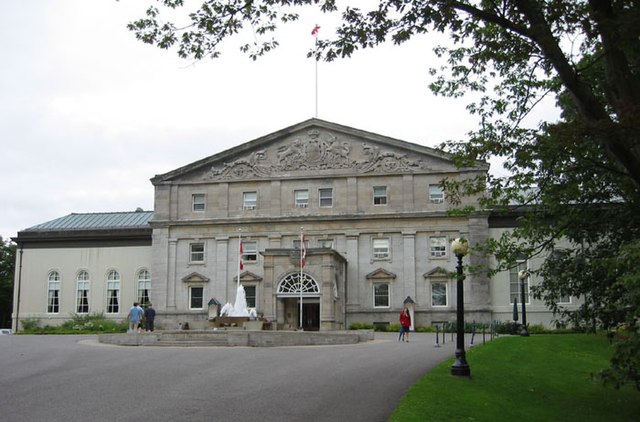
xmin=277 ymin=273 xmax=319 ymax=297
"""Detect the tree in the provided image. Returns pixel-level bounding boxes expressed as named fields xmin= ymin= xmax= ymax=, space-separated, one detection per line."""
xmin=128 ymin=1 xmax=640 ymax=388
xmin=0 ymin=237 xmax=16 ymax=328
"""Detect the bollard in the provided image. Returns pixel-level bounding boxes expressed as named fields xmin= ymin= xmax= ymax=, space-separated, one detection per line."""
xmin=483 ymin=326 xmax=486 ymax=344
xmin=435 ymin=325 xmax=440 ymax=347
xmin=471 ymin=320 xmax=476 ymax=345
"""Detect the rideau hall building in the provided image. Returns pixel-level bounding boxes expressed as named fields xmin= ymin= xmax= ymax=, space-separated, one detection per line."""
xmin=11 ymin=119 xmax=579 ymax=332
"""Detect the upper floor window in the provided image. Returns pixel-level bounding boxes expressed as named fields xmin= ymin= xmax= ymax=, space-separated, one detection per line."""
xmin=373 ymin=238 xmax=390 ymax=259
xmin=295 ymin=190 xmax=309 ymax=208
xmin=242 ymin=241 xmax=258 ymax=263
xmin=137 ymin=269 xmax=151 ymax=306
xmin=373 ymin=186 xmax=388 ymax=205
xmin=430 ymin=237 xmax=447 ymax=258
xmin=429 ymin=185 xmax=444 ymax=204
xmin=318 ymin=239 xmax=334 ymax=249
xmin=106 ymin=270 xmax=120 ymax=313
xmin=319 ymin=188 xmax=333 ymax=207
xmin=509 ymin=260 xmax=529 ymax=305
xmin=192 ymin=193 xmax=206 ymax=211
xmin=76 ymin=271 xmax=90 ymax=314
xmin=190 ymin=243 xmax=205 ymax=263
xmin=373 ymin=283 xmax=390 ymax=308
xmin=243 ymin=191 xmax=257 ymax=210
xmin=47 ymin=271 xmax=61 ymax=313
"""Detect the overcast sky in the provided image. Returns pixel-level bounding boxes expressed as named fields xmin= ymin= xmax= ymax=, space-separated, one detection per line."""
xmin=1 ymin=1 xmax=555 ymax=240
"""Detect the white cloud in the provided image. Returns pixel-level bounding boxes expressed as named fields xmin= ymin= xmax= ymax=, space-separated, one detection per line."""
xmin=0 ymin=0 xmax=557 ymax=239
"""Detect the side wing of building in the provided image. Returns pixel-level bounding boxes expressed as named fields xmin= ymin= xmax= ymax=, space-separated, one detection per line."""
xmin=12 ymin=211 xmax=153 ymax=331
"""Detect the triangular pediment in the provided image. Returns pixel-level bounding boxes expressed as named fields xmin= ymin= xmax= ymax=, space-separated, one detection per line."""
xmin=423 ymin=266 xmax=450 ymax=278
xmin=365 ymin=268 xmax=397 ymax=280
xmin=181 ymin=272 xmax=210 ymax=283
xmin=234 ymin=271 xmax=263 ymax=283
xmin=152 ymin=119 xmax=487 ymax=184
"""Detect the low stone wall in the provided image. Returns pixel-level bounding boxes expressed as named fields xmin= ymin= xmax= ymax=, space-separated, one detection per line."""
xmin=98 ymin=329 xmax=374 ymax=347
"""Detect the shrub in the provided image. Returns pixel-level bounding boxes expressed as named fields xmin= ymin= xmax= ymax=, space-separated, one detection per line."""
xmin=20 ymin=318 xmax=40 ymax=331
xmin=19 ymin=313 xmax=127 ymax=334
xmin=349 ymin=322 xmax=374 ymax=330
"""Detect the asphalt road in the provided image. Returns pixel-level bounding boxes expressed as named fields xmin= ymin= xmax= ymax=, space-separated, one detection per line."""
xmin=0 ymin=332 xmax=480 ymax=422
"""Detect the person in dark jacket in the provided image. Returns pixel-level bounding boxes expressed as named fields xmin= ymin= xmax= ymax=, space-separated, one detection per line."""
xmin=144 ymin=303 xmax=156 ymax=332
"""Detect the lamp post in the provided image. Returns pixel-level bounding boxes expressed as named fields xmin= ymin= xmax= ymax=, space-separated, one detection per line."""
xmin=451 ymin=238 xmax=471 ymax=377
xmin=518 ymin=270 xmax=530 ymax=337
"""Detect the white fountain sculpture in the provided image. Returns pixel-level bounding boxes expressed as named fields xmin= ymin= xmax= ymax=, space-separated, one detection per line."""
xmin=220 ymin=285 xmax=257 ymax=317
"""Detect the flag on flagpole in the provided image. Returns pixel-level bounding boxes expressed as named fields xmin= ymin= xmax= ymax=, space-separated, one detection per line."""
xmin=239 ymin=239 xmax=244 ymax=271
xmin=300 ymin=233 xmax=306 ymax=268
xmin=311 ymin=24 xmax=320 ymax=36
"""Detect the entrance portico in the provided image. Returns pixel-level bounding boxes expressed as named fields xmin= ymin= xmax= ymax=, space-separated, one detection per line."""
xmin=261 ymin=248 xmax=347 ymax=331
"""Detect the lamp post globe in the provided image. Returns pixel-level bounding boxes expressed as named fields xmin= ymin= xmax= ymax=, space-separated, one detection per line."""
xmin=518 ymin=270 xmax=530 ymax=337
xmin=451 ymin=238 xmax=471 ymax=377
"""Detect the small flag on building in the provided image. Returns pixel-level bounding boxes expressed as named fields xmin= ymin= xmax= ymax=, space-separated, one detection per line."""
xmin=239 ymin=240 xmax=244 ymax=271
xmin=311 ymin=24 xmax=320 ymax=37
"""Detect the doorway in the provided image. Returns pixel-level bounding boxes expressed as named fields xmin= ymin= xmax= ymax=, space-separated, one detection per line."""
xmin=302 ymin=303 xmax=320 ymax=331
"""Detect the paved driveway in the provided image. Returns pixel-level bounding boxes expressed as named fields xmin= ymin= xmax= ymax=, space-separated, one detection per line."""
xmin=0 ymin=332 xmax=482 ymax=422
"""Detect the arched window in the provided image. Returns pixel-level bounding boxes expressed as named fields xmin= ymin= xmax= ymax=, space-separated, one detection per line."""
xmin=47 ymin=271 xmax=61 ymax=313
xmin=137 ymin=269 xmax=151 ymax=306
xmin=277 ymin=273 xmax=319 ymax=297
xmin=106 ymin=270 xmax=120 ymax=313
xmin=76 ymin=271 xmax=90 ymax=313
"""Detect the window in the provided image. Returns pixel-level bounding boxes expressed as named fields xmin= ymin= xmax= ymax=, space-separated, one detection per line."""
xmin=190 ymin=286 xmax=204 ymax=309
xmin=509 ymin=261 xmax=529 ymax=304
xmin=558 ymin=294 xmax=571 ymax=304
xmin=243 ymin=241 xmax=258 ymax=263
xmin=76 ymin=271 xmax=90 ymax=314
xmin=429 ymin=185 xmax=444 ymax=204
xmin=106 ymin=270 xmax=120 ymax=313
xmin=137 ymin=269 xmax=151 ymax=306
xmin=373 ymin=238 xmax=390 ymax=259
xmin=319 ymin=188 xmax=333 ymax=207
xmin=190 ymin=243 xmax=205 ymax=263
xmin=295 ymin=190 xmax=309 ymax=208
xmin=431 ymin=282 xmax=448 ymax=307
xmin=430 ymin=237 xmax=447 ymax=258
xmin=373 ymin=283 xmax=389 ymax=307
xmin=192 ymin=193 xmax=205 ymax=211
xmin=318 ymin=239 xmax=334 ymax=249
xmin=373 ymin=186 xmax=387 ymax=205
xmin=47 ymin=271 xmax=61 ymax=313
xmin=243 ymin=191 xmax=257 ymax=210
xmin=293 ymin=238 xmax=309 ymax=250
xmin=244 ymin=285 xmax=256 ymax=308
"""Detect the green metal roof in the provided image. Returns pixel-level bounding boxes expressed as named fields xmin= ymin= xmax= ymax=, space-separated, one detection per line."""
xmin=23 ymin=210 xmax=154 ymax=232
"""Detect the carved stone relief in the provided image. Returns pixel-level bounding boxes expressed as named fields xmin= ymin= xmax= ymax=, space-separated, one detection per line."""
xmin=204 ymin=129 xmax=431 ymax=180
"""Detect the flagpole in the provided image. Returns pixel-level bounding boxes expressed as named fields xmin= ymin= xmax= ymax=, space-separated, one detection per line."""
xmin=300 ymin=227 xmax=304 ymax=330
xmin=315 ymin=41 xmax=318 ymax=118
xmin=312 ymin=24 xmax=320 ymax=118
xmin=238 ymin=228 xmax=242 ymax=290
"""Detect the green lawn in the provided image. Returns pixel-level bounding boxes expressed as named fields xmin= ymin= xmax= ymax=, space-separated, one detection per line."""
xmin=391 ymin=334 xmax=638 ymax=422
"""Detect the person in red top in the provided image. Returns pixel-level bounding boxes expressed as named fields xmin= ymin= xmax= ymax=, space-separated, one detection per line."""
xmin=399 ymin=308 xmax=411 ymax=342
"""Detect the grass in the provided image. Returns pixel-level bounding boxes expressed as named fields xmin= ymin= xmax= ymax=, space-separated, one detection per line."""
xmin=391 ymin=334 xmax=638 ymax=421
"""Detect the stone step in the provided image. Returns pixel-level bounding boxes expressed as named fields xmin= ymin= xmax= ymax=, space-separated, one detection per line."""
xmin=154 ymin=339 xmax=229 ymax=347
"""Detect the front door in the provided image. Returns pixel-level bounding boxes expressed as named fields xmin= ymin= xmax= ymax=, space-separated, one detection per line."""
xmin=302 ymin=303 xmax=320 ymax=331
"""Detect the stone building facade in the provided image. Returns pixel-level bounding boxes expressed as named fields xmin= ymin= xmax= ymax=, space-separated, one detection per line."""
xmin=11 ymin=119 xmax=580 ymax=331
